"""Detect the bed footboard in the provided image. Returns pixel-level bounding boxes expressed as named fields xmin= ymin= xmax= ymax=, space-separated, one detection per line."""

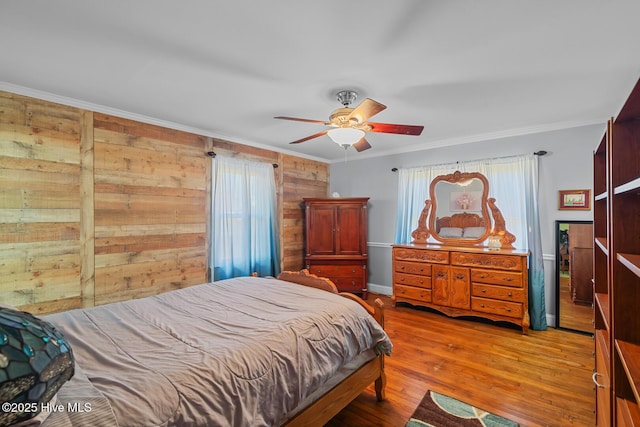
xmin=277 ymin=270 xmax=388 ymax=425
xmin=284 ymin=354 xmax=385 ymax=427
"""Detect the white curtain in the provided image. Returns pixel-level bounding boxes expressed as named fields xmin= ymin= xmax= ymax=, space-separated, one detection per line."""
xmin=210 ymin=156 xmax=280 ymax=280
xmin=394 ymin=154 xmax=547 ymax=330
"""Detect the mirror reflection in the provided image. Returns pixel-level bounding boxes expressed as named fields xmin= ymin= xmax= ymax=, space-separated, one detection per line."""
xmin=428 ymin=171 xmax=490 ymax=245
xmin=555 ymin=220 xmax=593 ymax=334
xmin=433 ymin=178 xmax=488 ymax=240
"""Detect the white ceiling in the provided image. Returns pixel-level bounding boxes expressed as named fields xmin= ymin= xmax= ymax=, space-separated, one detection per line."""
xmin=2 ymin=1 xmax=640 ymax=162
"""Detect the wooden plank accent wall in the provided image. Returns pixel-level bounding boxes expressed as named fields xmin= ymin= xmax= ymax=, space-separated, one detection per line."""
xmin=92 ymin=113 xmax=209 ymax=306
xmin=0 ymin=91 xmax=83 ymax=314
xmin=0 ymin=90 xmax=329 ymax=314
xmin=280 ymin=155 xmax=329 ymax=270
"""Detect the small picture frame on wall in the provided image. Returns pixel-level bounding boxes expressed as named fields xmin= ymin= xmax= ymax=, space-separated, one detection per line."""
xmin=558 ymin=189 xmax=591 ymax=210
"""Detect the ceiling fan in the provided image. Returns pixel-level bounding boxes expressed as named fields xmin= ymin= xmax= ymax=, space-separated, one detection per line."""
xmin=275 ymin=90 xmax=424 ymax=152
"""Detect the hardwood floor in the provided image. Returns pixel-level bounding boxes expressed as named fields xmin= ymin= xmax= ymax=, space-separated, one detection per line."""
xmin=327 ymin=294 xmax=595 ymax=427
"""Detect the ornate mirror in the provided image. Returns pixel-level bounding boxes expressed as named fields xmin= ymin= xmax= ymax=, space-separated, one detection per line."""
xmin=411 ymin=170 xmax=516 ymax=248
xmin=555 ymin=220 xmax=593 ymax=334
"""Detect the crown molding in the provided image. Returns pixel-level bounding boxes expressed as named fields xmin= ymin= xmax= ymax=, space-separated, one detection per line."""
xmin=327 ymin=118 xmax=606 ymax=163
xmin=1 ymin=81 xmax=606 ymax=165
xmin=0 ymin=81 xmax=329 ymax=163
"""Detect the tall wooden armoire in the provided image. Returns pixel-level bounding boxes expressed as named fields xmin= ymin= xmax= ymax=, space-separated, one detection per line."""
xmin=303 ymin=198 xmax=369 ymax=298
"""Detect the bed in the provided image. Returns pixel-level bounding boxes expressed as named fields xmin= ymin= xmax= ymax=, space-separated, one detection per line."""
xmin=36 ymin=270 xmax=391 ymax=427
xmin=435 ymin=212 xmax=487 ymax=238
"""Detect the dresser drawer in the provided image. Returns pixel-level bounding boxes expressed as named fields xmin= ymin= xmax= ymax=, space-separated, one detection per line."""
xmin=332 ymin=276 xmax=365 ymax=292
xmin=472 ymin=283 xmax=524 ymax=302
xmin=395 ymin=284 xmax=432 ymax=302
xmin=393 ymin=247 xmax=449 ymax=264
xmin=394 ymin=272 xmax=431 ymax=289
xmin=452 ymin=252 xmax=523 ymax=271
xmin=472 ymin=297 xmax=522 ymax=318
xmin=308 ymin=264 xmax=363 ymax=277
xmin=471 ymin=269 xmax=523 ymax=287
xmin=395 ymin=261 xmax=431 ymax=276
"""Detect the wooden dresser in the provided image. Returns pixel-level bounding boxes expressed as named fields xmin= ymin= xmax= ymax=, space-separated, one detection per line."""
xmin=392 ymin=244 xmax=530 ymax=333
xmin=304 ymin=198 xmax=369 ymax=298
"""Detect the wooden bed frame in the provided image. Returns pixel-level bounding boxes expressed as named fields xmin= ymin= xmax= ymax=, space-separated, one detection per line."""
xmin=276 ymin=269 xmax=387 ymax=426
xmin=436 ymin=211 xmax=485 ymax=232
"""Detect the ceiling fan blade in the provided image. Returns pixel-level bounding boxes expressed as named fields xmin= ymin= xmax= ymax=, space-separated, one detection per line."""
xmin=274 ymin=116 xmax=326 ymax=125
xmin=367 ymin=122 xmax=424 ymax=135
xmin=353 ymin=137 xmax=372 ymax=152
xmin=347 ymin=98 xmax=387 ymax=123
xmin=288 ymin=130 xmax=329 ymax=144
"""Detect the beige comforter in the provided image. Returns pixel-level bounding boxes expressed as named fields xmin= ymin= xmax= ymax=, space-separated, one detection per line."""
xmin=43 ymin=276 xmax=392 ymax=427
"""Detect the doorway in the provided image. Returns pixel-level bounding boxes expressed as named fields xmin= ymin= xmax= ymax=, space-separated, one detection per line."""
xmin=555 ymin=220 xmax=593 ymax=335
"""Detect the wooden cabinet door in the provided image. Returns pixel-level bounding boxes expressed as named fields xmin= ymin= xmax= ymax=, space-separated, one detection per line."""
xmin=432 ymin=265 xmax=451 ymax=306
xmin=570 ymin=247 xmax=593 ymax=304
xmin=306 ymin=205 xmax=336 ymax=256
xmin=432 ymin=265 xmax=470 ymax=309
xmin=450 ymin=267 xmax=471 ymax=309
xmin=594 ymin=330 xmax=611 ymax=426
xmin=336 ymin=203 xmax=365 ymax=255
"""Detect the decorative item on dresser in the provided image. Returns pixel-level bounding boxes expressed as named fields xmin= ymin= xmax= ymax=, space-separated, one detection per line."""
xmin=303 ymin=198 xmax=369 ymax=298
xmin=392 ymin=244 xmax=530 ymax=333
xmin=393 ymin=170 xmax=530 ymax=333
xmin=592 ymin=77 xmax=640 ymax=426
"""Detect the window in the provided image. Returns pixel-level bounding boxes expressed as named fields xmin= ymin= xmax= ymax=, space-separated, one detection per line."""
xmin=210 ymin=156 xmax=280 ymax=280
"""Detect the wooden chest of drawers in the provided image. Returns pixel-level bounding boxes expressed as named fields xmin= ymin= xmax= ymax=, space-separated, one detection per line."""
xmin=307 ymin=261 xmax=367 ymax=296
xmin=392 ymin=244 xmax=530 ymax=333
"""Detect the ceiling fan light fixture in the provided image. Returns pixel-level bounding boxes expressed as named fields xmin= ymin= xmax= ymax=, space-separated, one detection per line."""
xmin=327 ymin=128 xmax=365 ymax=146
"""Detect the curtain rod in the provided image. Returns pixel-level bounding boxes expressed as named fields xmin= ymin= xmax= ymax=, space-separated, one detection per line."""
xmin=206 ymin=151 xmax=278 ymax=168
xmin=390 ymin=150 xmax=547 ymax=172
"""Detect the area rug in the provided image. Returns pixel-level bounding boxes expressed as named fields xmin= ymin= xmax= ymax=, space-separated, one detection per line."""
xmin=406 ymin=390 xmax=519 ymax=427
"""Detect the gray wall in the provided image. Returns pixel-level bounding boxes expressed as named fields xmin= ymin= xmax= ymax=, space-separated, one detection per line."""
xmin=330 ymin=123 xmax=603 ymax=324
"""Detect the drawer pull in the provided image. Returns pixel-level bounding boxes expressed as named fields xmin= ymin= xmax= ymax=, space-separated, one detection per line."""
xmin=506 ymin=308 xmax=511 ymax=312
xmin=508 ymin=292 xmax=512 ymax=297
xmin=481 ymin=289 xmax=486 ymax=293
xmin=480 ymin=304 xmax=485 ymax=308
xmin=352 ymin=269 xmax=356 ymax=273
xmin=592 ymin=372 xmax=605 ymax=388
xmin=505 ymin=277 xmax=513 ymax=282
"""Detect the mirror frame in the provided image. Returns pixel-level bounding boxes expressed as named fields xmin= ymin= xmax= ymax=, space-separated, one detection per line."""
xmin=429 ymin=171 xmax=491 ymax=246
xmin=410 ymin=170 xmax=516 ymax=248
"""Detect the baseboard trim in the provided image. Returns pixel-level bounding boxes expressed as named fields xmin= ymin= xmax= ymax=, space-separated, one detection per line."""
xmin=367 ymin=282 xmax=392 ymax=296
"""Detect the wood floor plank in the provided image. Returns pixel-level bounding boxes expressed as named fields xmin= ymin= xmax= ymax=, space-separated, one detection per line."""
xmin=327 ymin=294 xmax=595 ymax=427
